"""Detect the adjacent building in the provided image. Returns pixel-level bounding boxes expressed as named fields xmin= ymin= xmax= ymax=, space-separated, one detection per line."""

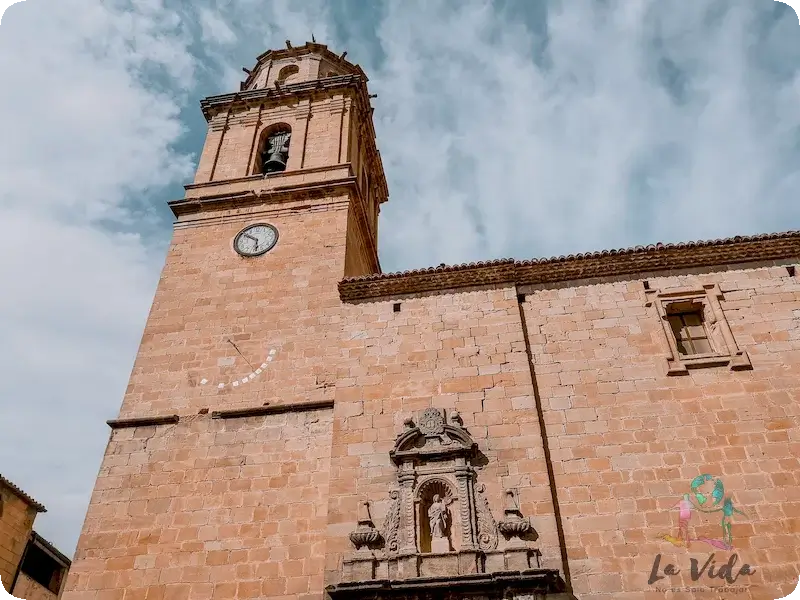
xmin=1 ymin=475 xmax=71 ymax=599
xmin=61 ymin=42 xmax=800 ymax=600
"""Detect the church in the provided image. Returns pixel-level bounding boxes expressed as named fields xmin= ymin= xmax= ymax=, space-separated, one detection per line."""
xmin=62 ymin=42 xmax=800 ymax=600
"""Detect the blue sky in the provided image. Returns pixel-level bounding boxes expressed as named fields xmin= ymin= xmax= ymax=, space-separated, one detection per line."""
xmin=0 ymin=0 xmax=798 ymax=555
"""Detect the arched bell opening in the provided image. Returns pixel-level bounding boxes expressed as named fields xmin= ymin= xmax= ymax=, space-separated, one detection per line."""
xmin=276 ymin=64 xmax=299 ymax=85
xmin=255 ymin=123 xmax=292 ymax=175
xmin=416 ymin=478 xmax=458 ymax=554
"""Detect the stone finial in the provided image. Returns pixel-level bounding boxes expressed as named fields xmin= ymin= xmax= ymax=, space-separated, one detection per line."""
xmin=497 ymin=489 xmax=533 ymax=541
xmin=449 ymin=410 xmax=463 ymax=427
xmin=349 ymin=501 xmax=383 ymax=551
xmin=403 ymin=416 xmax=415 ymax=430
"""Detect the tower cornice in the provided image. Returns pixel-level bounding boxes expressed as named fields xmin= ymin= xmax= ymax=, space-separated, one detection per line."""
xmin=169 ymin=177 xmax=359 ymax=218
xmin=200 ymin=74 xmax=363 ymax=121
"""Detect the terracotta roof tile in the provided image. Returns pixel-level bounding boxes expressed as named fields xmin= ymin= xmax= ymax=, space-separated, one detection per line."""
xmin=0 ymin=473 xmax=46 ymax=512
xmin=339 ymin=230 xmax=800 ymax=301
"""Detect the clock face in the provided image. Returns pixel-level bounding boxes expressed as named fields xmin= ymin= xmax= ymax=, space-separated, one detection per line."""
xmin=234 ymin=223 xmax=278 ymax=257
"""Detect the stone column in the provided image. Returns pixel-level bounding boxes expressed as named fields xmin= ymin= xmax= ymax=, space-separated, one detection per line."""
xmin=398 ymin=469 xmax=416 ymax=553
xmin=455 ymin=466 xmax=476 ymax=551
xmin=396 ymin=468 xmax=418 ymax=578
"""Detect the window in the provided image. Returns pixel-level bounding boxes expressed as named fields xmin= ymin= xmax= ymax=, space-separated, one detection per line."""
xmin=20 ymin=543 xmax=67 ymax=594
xmin=666 ymin=303 xmax=713 ymax=356
xmin=645 ymin=284 xmax=752 ymax=375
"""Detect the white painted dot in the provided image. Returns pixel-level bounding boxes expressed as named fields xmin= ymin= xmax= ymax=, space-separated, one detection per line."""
xmin=241 ymin=378 xmax=248 ymax=384
xmin=233 ymin=381 xmax=239 ymax=387
xmin=255 ymin=368 xmax=262 ymax=375
xmin=260 ymin=363 xmax=268 ymax=369
xmin=248 ymin=374 xmax=256 ymax=380
xmin=218 ymin=383 xmax=225 ymax=389
xmin=200 ymin=379 xmax=208 ymax=385
xmin=267 ymin=356 xmax=274 ymax=362
xmin=269 ymin=348 xmax=276 ymax=355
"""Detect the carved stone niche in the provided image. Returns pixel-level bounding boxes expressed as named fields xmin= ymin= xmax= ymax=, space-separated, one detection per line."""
xmin=336 ymin=408 xmax=574 ymax=599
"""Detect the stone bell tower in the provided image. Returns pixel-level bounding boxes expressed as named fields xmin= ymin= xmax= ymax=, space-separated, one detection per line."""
xmin=183 ymin=41 xmax=388 ymax=277
xmin=62 ymin=42 xmax=389 ymax=600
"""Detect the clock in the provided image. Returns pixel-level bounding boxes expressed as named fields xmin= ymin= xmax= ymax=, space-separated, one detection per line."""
xmin=234 ymin=223 xmax=278 ymax=257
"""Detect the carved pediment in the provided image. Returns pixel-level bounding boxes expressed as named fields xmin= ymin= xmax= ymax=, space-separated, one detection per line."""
xmin=390 ymin=409 xmax=477 ymax=465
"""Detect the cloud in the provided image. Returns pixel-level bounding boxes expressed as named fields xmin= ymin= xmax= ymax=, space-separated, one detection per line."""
xmin=197 ymin=7 xmax=236 ymax=45
xmin=1 ymin=0 xmax=799 ymax=557
xmin=368 ymin=0 xmax=800 ymax=270
xmin=0 ymin=0 xmax=195 ymax=553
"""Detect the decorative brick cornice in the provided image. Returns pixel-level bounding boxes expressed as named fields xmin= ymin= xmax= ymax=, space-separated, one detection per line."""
xmin=0 ymin=473 xmax=46 ymax=512
xmin=339 ymin=231 xmax=800 ymax=302
xmin=201 ymin=74 xmax=358 ymax=121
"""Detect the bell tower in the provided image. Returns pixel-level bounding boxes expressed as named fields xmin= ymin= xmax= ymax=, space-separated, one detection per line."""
xmin=177 ymin=41 xmax=388 ymax=276
xmin=62 ymin=44 xmax=390 ymax=600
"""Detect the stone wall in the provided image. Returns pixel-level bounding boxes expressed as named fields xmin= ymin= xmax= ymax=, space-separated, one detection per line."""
xmin=63 ymin=247 xmax=800 ymax=600
xmin=522 ymin=264 xmax=800 ymax=599
xmin=66 ymin=409 xmax=333 ymax=600
xmin=326 ymin=286 xmax=564 ymax=584
xmin=13 ymin=573 xmax=60 ymax=600
xmin=0 ymin=485 xmax=36 ymax=592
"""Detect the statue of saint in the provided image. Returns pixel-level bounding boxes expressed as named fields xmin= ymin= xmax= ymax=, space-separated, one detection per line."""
xmin=428 ymin=494 xmax=449 ymax=541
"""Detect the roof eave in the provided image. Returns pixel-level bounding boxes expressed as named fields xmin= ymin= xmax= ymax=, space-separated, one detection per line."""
xmin=0 ymin=474 xmax=47 ymax=512
xmin=339 ymin=230 xmax=800 ymax=302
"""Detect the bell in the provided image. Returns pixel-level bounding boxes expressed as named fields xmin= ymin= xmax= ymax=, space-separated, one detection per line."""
xmin=263 ymin=152 xmax=287 ymax=173
xmin=261 ymin=130 xmax=291 ymax=174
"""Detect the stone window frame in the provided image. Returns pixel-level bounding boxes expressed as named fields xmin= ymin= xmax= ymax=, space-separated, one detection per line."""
xmin=645 ymin=283 xmax=752 ymax=375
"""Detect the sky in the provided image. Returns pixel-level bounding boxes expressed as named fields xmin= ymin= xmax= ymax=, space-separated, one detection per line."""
xmin=0 ymin=0 xmax=799 ymax=556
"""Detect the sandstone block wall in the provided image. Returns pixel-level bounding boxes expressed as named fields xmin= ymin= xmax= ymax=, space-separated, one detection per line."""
xmin=326 ymin=286 xmax=564 ymax=581
xmin=0 ymin=485 xmax=36 ymax=591
xmin=521 ymin=265 xmax=800 ymax=599
xmin=14 ymin=573 xmax=61 ymax=600
xmin=64 ymin=256 xmax=800 ymax=600
xmin=66 ymin=409 xmax=332 ymax=600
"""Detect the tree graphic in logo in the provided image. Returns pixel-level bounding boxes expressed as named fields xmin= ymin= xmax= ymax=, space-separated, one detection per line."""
xmin=661 ymin=474 xmax=747 ymax=551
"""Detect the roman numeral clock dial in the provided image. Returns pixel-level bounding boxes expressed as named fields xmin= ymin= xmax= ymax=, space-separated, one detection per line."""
xmin=234 ymin=223 xmax=278 ymax=257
